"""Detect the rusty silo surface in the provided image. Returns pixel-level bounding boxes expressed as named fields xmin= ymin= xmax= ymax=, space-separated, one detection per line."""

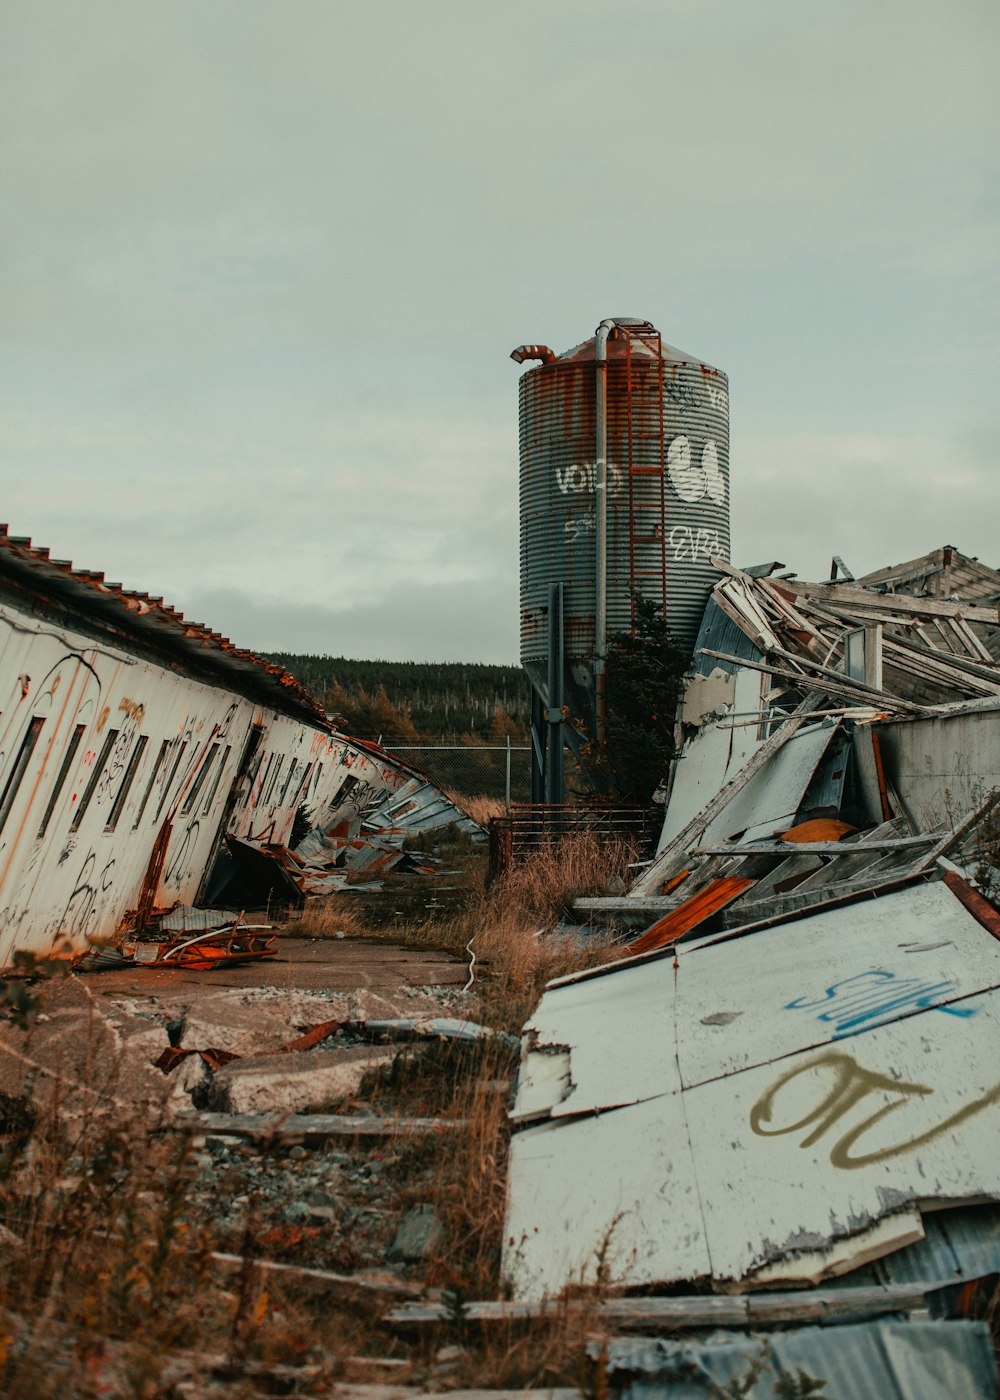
xmin=514 ymin=319 xmax=730 ymax=728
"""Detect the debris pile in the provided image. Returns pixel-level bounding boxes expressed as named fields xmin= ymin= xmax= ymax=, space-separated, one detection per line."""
xmin=502 ymin=547 xmax=1000 ymax=1396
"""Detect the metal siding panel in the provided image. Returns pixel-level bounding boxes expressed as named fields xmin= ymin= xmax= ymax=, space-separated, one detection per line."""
xmin=607 ymin=1322 xmax=999 ymax=1400
xmin=504 ymin=1094 xmax=712 ymax=1299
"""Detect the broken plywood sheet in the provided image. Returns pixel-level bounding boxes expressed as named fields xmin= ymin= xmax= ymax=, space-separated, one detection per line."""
xmin=658 ymin=669 xmax=764 ymax=850
xmin=685 ymin=992 xmax=1000 ymax=1284
xmin=678 ymin=879 xmax=1000 ymax=1083
xmin=700 ymin=722 xmax=839 ymax=845
xmin=506 ymin=1092 xmax=711 ymax=1296
xmin=503 ymin=879 xmax=1000 ymax=1298
xmin=511 ymin=957 xmax=677 ymax=1124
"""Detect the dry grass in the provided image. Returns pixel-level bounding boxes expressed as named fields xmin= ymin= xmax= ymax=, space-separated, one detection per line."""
xmin=0 ymin=1089 xmax=362 ymax=1396
xmin=445 ymin=792 xmax=505 ymax=827
xmin=0 ymin=831 xmax=638 ymax=1392
xmin=282 ymin=896 xmax=372 ymax=941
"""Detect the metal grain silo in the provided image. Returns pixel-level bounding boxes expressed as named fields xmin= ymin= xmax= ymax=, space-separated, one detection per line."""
xmin=512 ymin=317 xmax=730 ymax=764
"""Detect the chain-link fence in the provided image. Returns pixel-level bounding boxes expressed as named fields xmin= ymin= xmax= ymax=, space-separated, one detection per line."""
xmin=381 ymin=744 xmax=532 ymax=806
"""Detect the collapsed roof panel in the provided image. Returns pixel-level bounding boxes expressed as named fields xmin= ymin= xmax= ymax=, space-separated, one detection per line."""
xmin=693 ymin=550 xmax=1000 ymax=710
xmin=503 ymin=879 xmax=1000 ymax=1297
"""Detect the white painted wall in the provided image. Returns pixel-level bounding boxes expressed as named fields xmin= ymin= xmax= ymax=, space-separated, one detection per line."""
xmin=0 ymin=599 xmax=418 ymax=962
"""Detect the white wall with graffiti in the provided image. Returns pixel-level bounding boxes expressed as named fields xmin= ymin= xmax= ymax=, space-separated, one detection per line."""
xmin=0 ymin=597 xmax=430 ymax=964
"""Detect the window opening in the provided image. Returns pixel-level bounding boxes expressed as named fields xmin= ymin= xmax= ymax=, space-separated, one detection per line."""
xmin=202 ymin=744 xmax=232 ymax=815
xmin=328 ymin=774 xmax=360 ymax=809
xmin=106 ymin=735 xmax=149 ymax=831
xmin=70 ymin=728 xmax=119 ymax=833
xmin=264 ymin=755 xmax=284 ymax=805
xmin=278 ymin=758 xmax=298 ymax=807
xmin=292 ymin=761 xmax=314 ymax=806
xmin=181 ymin=743 xmax=219 ymax=816
xmin=37 ymin=723 xmax=86 ymax=839
xmin=254 ymin=753 xmax=274 ymax=804
xmin=133 ymin=740 xmax=170 ymax=829
xmin=0 ymin=717 xmax=45 ymax=837
xmin=154 ymin=740 xmax=188 ymax=821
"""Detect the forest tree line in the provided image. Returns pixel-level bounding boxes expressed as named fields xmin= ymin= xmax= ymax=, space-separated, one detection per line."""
xmin=264 ymin=654 xmax=530 ymax=744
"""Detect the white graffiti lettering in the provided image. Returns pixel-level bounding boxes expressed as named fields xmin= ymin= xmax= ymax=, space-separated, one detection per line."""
xmin=564 ymin=515 xmax=596 ymax=543
xmin=555 ymin=463 xmax=623 ymax=497
xmin=704 ymin=381 xmax=729 ymax=414
xmin=669 ymin=524 xmax=724 ymax=562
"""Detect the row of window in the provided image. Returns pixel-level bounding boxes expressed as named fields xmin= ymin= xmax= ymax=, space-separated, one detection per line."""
xmin=0 ymin=719 xmax=231 ymax=842
xmin=242 ymin=745 xmax=318 ymax=816
xmin=0 ymin=714 xmax=333 ymax=848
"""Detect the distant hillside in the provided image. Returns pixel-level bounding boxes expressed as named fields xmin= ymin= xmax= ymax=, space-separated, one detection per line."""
xmin=263 ymin=654 xmax=530 ymax=741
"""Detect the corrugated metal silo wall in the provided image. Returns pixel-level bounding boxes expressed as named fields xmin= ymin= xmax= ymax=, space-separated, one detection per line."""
xmin=518 ymin=349 xmax=730 ymax=677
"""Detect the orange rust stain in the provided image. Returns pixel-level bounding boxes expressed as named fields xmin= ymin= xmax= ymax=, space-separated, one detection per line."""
xmin=95 ymin=704 xmax=111 ymax=733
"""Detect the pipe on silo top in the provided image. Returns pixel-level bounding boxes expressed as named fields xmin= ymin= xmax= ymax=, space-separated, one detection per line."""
xmin=510 ymin=345 xmax=556 ymax=365
xmin=594 ymin=317 xmax=616 ymax=745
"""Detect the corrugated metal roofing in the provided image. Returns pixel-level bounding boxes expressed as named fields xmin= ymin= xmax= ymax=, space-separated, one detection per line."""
xmin=599 ymin=1320 xmax=998 ymax=1399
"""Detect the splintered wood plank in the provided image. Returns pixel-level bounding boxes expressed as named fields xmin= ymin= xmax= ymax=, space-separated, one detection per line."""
xmin=386 ymin=1281 xmax=943 ymax=1328
xmin=176 ymin=1111 xmax=468 ymax=1140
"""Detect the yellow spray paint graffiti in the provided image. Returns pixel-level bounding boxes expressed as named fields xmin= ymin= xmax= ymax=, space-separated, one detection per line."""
xmin=750 ymin=1050 xmax=1000 ymax=1169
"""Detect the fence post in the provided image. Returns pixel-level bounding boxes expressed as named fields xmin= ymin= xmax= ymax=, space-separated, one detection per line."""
xmin=505 ymin=735 xmax=511 ymax=814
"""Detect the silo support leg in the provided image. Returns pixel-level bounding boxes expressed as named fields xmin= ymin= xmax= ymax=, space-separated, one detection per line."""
xmin=530 ymin=687 xmax=546 ymax=806
xmin=546 ymin=583 xmax=565 ymax=807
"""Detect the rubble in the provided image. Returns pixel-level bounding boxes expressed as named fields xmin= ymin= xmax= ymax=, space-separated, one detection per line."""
xmin=206 ymin=1045 xmax=399 ymax=1115
xmin=500 ymin=547 xmax=1000 ymax=1394
xmin=386 ymin=1204 xmax=444 ymax=1263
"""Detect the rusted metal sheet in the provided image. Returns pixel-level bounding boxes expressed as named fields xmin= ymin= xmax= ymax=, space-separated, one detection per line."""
xmin=596 ymin=1322 xmax=999 ymax=1400
xmin=628 ymin=876 xmax=755 ymax=954
xmin=504 ymin=879 xmax=1000 ymax=1298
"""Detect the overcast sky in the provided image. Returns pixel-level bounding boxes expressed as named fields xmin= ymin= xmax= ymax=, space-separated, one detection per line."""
xmin=2 ymin=1 xmax=997 ymax=663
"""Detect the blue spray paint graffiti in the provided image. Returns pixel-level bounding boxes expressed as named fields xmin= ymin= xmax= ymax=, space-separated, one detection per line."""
xmin=785 ymin=968 xmax=976 ymax=1038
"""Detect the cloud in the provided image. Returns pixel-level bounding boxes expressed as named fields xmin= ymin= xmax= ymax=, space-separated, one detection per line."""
xmin=178 ymin=576 xmax=518 ymax=664
xmin=733 ymin=430 xmax=1000 ymax=579
xmin=0 ymin=0 xmax=995 ymax=664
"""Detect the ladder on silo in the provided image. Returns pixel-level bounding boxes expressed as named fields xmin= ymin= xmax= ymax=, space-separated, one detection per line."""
xmin=621 ymin=325 xmax=669 ymax=634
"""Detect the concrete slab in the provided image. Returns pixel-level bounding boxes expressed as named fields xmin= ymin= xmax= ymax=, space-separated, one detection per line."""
xmin=83 ymin=937 xmax=466 ymax=1000
xmin=208 ymin=1045 xmax=399 ymax=1114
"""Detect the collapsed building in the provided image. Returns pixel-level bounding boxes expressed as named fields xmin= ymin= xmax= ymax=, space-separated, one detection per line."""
xmin=501 ymin=546 xmax=1000 ymax=1395
xmin=0 ymin=525 xmax=479 ymax=967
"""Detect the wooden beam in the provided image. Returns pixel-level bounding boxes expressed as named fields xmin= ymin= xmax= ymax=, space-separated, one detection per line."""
xmin=386 ymin=1280 xmax=949 ymax=1329
xmin=175 ymin=1111 xmax=469 ymax=1141
xmin=691 ymin=835 xmax=937 ymax=856
xmin=699 ymin=648 xmax=923 ymax=714
xmin=211 ymin=1251 xmax=424 ymax=1297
